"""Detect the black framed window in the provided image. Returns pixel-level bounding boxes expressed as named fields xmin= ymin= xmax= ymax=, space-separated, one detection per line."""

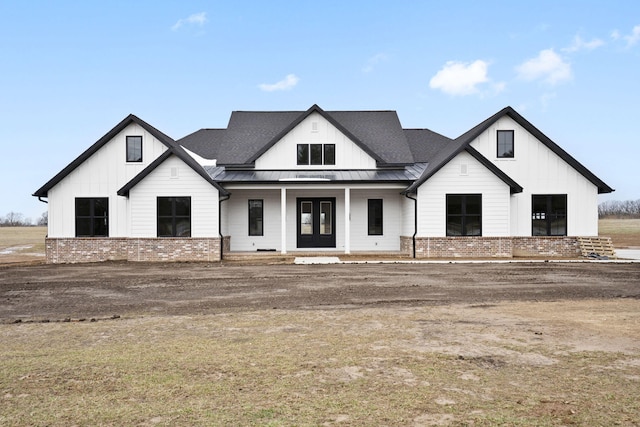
xmin=532 ymin=195 xmax=567 ymax=236
xmin=297 ymin=143 xmax=335 ymax=165
xmin=324 ymin=144 xmax=335 ymax=165
xmin=248 ymin=199 xmax=264 ymax=236
xmin=297 ymin=144 xmax=309 ymax=165
xmin=157 ymin=197 xmax=191 ymax=237
xmin=126 ymin=136 xmax=143 ymax=162
xmin=446 ymin=194 xmax=482 ymax=236
xmin=368 ymin=199 xmax=383 ymax=235
xmin=75 ymin=198 xmax=109 ymax=237
xmin=497 ymin=130 xmax=514 ymax=158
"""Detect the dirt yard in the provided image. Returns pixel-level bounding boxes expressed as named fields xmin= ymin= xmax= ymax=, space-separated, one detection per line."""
xmin=1 ymin=261 xmax=640 ymax=426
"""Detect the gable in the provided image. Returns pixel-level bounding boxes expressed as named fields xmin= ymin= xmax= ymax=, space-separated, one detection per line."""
xmin=33 ymin=114 xmax=177 ymax=197
xmin=254 ymin=111 xmax=378 ymax=169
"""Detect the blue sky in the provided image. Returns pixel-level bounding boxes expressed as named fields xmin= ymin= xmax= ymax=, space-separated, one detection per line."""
xmin=1 ymin=1 xmax=639 ymax=222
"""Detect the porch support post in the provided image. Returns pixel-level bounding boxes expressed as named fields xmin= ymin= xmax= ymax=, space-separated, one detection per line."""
xmin=344 ymin=187 xmax=350 ymax=254
xmin=281 ymin=187 xmax=287 ymax=254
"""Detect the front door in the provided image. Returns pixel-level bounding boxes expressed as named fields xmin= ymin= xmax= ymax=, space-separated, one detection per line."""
xmin=297 ymin=198 xmax=336 ymax=248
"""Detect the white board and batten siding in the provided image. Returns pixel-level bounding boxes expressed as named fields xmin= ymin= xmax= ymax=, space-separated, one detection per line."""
xmin=47 ymin=123 xmax=169 ymax=237
xmin=468 ymin=116 xmax=599 ymax=236
xmin=255 ymin=112 xmax=377 ymax=170
xmin=128 ymin=155 xmax=219 ymax=238
xmin=416 ymin=151 xmax=511 ymax=237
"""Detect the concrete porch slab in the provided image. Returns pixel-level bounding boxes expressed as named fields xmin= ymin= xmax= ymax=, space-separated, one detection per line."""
xmin=294 ymin=256 xmax=341 ymax=264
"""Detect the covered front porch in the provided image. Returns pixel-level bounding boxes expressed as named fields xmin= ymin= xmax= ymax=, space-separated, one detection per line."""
xmin=220 ymin=184 xmax=411 ymax=254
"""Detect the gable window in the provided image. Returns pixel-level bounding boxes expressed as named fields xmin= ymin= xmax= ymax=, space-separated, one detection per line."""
xmin=297 ymin=144 xmax=335 ymax=165
xmin=126 ymin=136 xmax=143 ymax=162
xmin=497 ymin=130 xmax=514 ymax=158
xmin=368 ymin=199 xmax=383 ymax=235
xmin=75 ymin=198 xmax=109 ymax=237
xmin=532 ymin=194 xmax=567 ymax=236
xmin=446 ymin=194 xmax=482 ymax=236
xmin=248 ymin=199 xmax=264 ymax=236
xmin=157 ymin=197 xmax=191 ymax=237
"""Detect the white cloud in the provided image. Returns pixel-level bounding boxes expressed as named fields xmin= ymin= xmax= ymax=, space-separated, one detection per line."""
xmin=563 ymin=35 xmax=604 ymax=53
xmin=624 ymin=25 xmax=640 ymax=47
xmin=611 ymin=29 xmax=621 ymax=41
xmin=258 ymin=74 xmax=300 ymax=92
xmin=515 ymin=49 xmax=572 ymax=85
xmin=429 ymin=60 xmax=490 ymax=96
xmin=172 ymin=12 xmax=207 ymax=31
xmin=362 ymin=53 xmax=388 ymax=73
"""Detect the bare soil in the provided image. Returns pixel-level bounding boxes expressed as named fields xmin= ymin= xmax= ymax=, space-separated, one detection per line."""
xmin=1 ymin=261 xmax=639 ymax=322
xmin=1 ymin=261 xmax=640 ymax=426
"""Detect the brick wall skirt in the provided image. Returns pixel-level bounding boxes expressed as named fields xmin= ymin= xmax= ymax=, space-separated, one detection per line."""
xmin=46 ymin=237 xmax=222 ymax=264
xmin=400 ymin=236 xmax=581 ymax=258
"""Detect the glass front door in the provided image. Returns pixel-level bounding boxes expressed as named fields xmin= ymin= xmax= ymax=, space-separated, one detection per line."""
xmin=296 ymin=198 xmax=336 ymax=248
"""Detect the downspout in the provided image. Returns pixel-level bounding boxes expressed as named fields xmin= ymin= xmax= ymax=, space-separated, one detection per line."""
xmin=218 ymin=193 xmax=230 ymax=260
xmin=404 ymin=193 xmax=417 ymax=259
xmin=38 ymin=196 xmax=48 ymax=204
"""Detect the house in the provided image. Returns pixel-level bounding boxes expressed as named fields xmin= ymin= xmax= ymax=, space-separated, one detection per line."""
xmin=33 ymin=104 xmax=613 ymax=263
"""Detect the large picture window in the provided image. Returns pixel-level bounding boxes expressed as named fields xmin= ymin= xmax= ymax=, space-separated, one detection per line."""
xmin=297 ymin=144 xmax=335 ymax=165
xmin=446 ymin=194 xmax=482 ymax=236
xmin=126 ymin=136 xmax=143 ymax=162
xmin=75 ymin=198 xmax=109 ymax=237
xmin=157 ymin=197 xmax=191 ymax=237
xmin=248 ymin=199 xmax=264 ymax=236
xmin=532 ymin=195 xmax=567 ymax=236
xmin=368 ymin=199 xmax=383 ymax=235
xmin=497 ymin=130 xmax=514 ymax=158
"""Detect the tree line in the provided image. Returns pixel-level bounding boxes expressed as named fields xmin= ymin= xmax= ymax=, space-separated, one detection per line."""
xmin=0 ymin=211 xmax=47 ymax=227
xmin=598 ymin=199 xmax=640 ymax=219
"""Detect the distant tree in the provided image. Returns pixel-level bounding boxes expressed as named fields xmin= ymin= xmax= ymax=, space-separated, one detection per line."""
xmin=0 ymin=211 xmax=31 ymax=226
xmin=599 ymin=199 xmax=640 ymax=218
xmin=37 ymin=211 xmax=48 ymax=226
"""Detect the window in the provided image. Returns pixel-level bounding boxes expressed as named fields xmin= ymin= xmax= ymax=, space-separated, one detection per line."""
xmin=157 ymin=197 xmax=191 ymax=237
xmin=532 ymin=195 xmax=567 ymax=236
xmin=248 ymin=199 xmax=263 ymax=236
xmin=368 ymin=199 xmax=383 ymax=235
xmin=126 ymin=136 xmax=143 ymax=162
xmin=75 ymin=198 xmax=109 ymax=237
xmin=297 ymin=144 xmax=335 ymax=165
xmin=446 ymin=194 xmax=482 ymax=236
xmin=497 ymin=130 xmax=514 ymax=158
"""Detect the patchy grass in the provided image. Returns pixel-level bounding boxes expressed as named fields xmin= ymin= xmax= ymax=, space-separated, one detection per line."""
xmin=1 ymin=302 xmax=639 ymax=426
xmin=0 ymin=226 xmax=46 ymax=252
xmin=0 ymin=226 xmax=46 ymax=264
xmin=599 ymin=218 xmax=640 ymax=247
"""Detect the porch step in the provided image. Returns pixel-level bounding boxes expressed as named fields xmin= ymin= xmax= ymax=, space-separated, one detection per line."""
xmin=577 ymin=237 xmax=616 ymax=259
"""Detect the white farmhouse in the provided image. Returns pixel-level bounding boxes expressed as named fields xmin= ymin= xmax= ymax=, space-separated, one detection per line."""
xmin=33 ymin=105 xmax=613 ymax=263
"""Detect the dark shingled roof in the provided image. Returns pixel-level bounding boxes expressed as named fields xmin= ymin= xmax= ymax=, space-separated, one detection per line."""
xmin=179 ymin=104 xmax=416 ymax=166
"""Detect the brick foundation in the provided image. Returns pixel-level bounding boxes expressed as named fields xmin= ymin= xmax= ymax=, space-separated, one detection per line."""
xmin=401 ymin=236 xmax=581 ymax=258
xmin=46 ymin=237 xmax=222 ymax=264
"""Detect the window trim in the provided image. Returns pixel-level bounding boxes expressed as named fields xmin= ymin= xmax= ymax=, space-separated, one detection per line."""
xmin=531 ymin=194 xmax=567 ymax=236
xmin=157 ymin=197 xmax=191 ymax=237
xmin=248 ymin=199 xmax=264 ymax=236
xmin=126 ymin=135 xmax=143 ymax=163
xmin=446 ymin=194 xmax=482 ymax=237
xmin=367 ymin=199 xmax=383 ymax=235
xmin=497 ymin=130 xmax=514 ymax=159
xmin=75 ymin=197 xmax=109 ymax=237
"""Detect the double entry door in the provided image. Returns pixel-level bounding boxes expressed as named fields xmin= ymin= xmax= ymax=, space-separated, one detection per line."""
xmin=296 ymin=198 xmax=336 ymax=248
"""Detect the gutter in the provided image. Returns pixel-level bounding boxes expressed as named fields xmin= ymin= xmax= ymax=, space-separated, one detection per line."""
xmin=404 ymin=193 xmax=417 ymax=259
xmin=218 ymin=193 xmax=231 ymax=260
